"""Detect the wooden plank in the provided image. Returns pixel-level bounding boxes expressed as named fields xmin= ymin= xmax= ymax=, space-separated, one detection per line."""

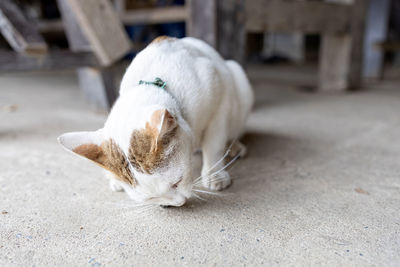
xmin=77 ymin=67 xmax=117 ymax=111
xmin=246 ymin=0 xmax=352 ymax=34
xmin=37 ymin=19 xmax=64 ymax=33
xmin=122 ymin=6 xmax=188 ymax=24
xmin=217 ymin=0 xmax=246 ymax=64
xmin=37 ymin=6 xmax=189 ymax=34
xmin=187 ymin=0 xmax=217 ymax=47
xmin=0 ymin=51 xmax=98 ymax=72
xmin=319 ymin=0 xmax=368 ymax=91
xmin=0 ymin=0 xmax=48 ymax=54
xmin=65 ymin=0 xmax=131 ymax=66
xmin=57 ymin=0 xmax=91 ymax=52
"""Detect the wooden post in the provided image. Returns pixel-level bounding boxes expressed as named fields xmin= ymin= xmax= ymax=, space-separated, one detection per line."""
xmin=187 ymin=0 xmax=218 ymax=48
xmin=319 ymin=0 xmax=369 ymax=91
xmin=0 ymin=0 xmax=48 ymax=54
xmin=57 ymin=0 xmax=121 ymax=110
xmin=217 ymin=0 xmax=246 ymax=64
xmin=363 ymin=0 xmax=390 ymax=78
xmin=188 ymin=0 xmax=246 ymax=64
xmin=77 ymin=67 xmax=117 ymax=111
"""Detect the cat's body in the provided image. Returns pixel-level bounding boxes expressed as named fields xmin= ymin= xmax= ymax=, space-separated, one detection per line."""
xmin=59 ymin=36 xmax=253 ymax=206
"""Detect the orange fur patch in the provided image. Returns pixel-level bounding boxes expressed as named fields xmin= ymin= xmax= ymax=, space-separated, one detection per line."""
xmin=128 ymin=110 xmax=177 ymax=174
xmin=73 ymin=140 xmax=136 ymax=186
xmin=151 ymin=35 xmax=175 ymax=44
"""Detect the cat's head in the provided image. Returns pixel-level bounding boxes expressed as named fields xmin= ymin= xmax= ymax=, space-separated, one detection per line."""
xmin=58 ymin=108 xmax=193 ymax=207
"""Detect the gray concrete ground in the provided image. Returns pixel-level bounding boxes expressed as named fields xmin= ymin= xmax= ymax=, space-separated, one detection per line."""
xmin=1 ymin=66 xmax=400 ymax=266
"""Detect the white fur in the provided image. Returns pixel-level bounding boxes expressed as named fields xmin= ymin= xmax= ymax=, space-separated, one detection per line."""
xmin=59 ymin=37 xmax=253 ymax=206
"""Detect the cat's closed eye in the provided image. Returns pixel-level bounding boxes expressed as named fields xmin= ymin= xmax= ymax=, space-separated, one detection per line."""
xmin=171 ymin=177 xmax=183 ymax=189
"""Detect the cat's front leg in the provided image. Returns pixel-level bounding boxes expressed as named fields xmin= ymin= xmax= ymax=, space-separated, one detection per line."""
xmin=201 ymin=127 xmax=231 ymax=191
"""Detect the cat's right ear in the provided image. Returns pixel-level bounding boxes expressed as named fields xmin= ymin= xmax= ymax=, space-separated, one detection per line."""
xmin=57 ymin=129 xmax=107 ymax=167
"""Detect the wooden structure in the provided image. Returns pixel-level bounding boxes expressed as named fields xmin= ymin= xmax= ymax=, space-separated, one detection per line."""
xmin=190 ymin=0 xmax=369 ymax=91
xmin=0 ymin=0 xmax=131 ymax=110
xmin=0 ymin=0 xmax=371 ymax=107
xmin=0 ymin=0 xmax=193 ymax=110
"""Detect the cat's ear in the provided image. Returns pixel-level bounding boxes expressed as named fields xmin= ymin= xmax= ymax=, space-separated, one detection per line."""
xmin=57 ymin=129 xmax=107 ymax=167
xmin=149 ymin=109 xmax=177 ymax=140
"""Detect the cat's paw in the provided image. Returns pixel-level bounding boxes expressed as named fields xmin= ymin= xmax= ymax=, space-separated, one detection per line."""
xmin=229 ymin=141 xmax=247 ymax=158
xmin=202 ymin=170 xmax=231 ymax=191
xmin=109 ymin=179 xmax=124 ymax=192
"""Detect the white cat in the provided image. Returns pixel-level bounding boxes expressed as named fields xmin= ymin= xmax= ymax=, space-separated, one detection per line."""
xmin=58 ymin=36 xmax=253 ymax=207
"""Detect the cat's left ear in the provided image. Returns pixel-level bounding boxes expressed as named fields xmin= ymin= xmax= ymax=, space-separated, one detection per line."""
xmin=149 ymin=108 xmax=177 ymax=140
xmin=57 ymin=129 xmax=106 ymax=164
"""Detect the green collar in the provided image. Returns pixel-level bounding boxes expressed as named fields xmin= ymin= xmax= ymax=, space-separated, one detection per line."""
xmin=138 ymin=77 xmax=166 ymax=89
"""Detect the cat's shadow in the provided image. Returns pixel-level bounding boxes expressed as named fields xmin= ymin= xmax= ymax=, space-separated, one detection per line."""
xmin=175 ymin=132 xmax=315 ymax=212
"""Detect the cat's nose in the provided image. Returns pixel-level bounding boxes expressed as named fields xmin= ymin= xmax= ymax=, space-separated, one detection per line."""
xmin=171 ymin=195 xmax=187 ymax=207
xmin=160 ymin=196 xmax=186 ymax=208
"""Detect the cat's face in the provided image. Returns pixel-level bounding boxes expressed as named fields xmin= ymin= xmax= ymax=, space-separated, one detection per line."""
xmin=58 ymin=108 xmax=193 ymax=207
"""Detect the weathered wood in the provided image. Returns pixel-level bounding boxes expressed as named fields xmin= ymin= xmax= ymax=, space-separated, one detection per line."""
xmin=122 ymin=6 xmax=188 ymax=25
xmin=65 ymin=0 xmax=131 ymax=66
xmin=0 ymin=51 xmax=98 ymax=72
xmin=0 ymin=0 xmax=48 ymax=54
xmin=77 ymin=67 xmax=117 ymax=111
xmin=57 ymin=0 xmax=91 ymax=52
xmin=37 ymin=19 xmax=64 ymax=33
xmin=347 ymin=0 xmax=369 ymax=89
xmin=319 ymin=0 xmax=368 ymax=91
xmin=319 ymin=34 xmax=351 ymax=90
xmin=57 ymin=0 xmax=120 ymax=110
xmin=38 ymin=6 xmax=188 ymax=34
xmin=363 ymin=0 xmax=390 ymax=78
xmin=113 ymin=0 xmax=126 ymax=14
xmin=217 ymin=0 xmax=246 ymax=64
xmin=187 ymin=0 xmax=217 ymax=48
xmin=246 ymin=0 xmax=352 ymax=34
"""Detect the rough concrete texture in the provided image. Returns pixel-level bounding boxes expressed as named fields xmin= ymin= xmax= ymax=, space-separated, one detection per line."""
xmin=1 ymin=66 xmax=400 ymax=266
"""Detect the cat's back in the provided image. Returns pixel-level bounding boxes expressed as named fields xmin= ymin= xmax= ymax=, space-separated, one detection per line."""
xmin=120 ymin=36 xmax=226 ymax=94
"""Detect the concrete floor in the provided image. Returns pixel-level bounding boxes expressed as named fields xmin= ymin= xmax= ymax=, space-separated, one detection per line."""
xmin=1 ymin=66 xmax=400 ymax=266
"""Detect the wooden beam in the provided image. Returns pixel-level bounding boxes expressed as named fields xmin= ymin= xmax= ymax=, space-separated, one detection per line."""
xmin=57 ymin=0 xmax=91 ymax=52
xmin=0 ymin=51 xmax=98 ymax=72
xmin=65 ymin=0 xmax=131 ymax=66
xmin=37 ymin=19 xmax=64 ymax=33
xmin=246 ymin=0 xmax=352 ymax=34
xmin=122 ymin=6 xmax=188 ymax=25
xmin=37 ymin=7 xmax=189 ymax=34
xmin=0 ymin=0 xmax=48 ymax=54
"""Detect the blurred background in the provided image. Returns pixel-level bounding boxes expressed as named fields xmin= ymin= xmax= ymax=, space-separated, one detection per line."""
xmin=1 ymin=0 xmax=399 ymax=110
xmin=1 ymin=1 xmax=400 ymax=266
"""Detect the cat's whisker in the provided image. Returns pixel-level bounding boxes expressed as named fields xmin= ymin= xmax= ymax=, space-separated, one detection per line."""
xmin=209 ymin=153 xmax=240 ymax=178
xmin=192 ymin=152 xmax=241 ymax=188
xmin=192 ymin=189 xmax=226 ymax=196
xmin=133 ymin=204 xmax=157 ymax=215
xmin=191 ymin=139 xmax=237 ymax=185
xmin=191 ymin=192 xmax=206 ymax=201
